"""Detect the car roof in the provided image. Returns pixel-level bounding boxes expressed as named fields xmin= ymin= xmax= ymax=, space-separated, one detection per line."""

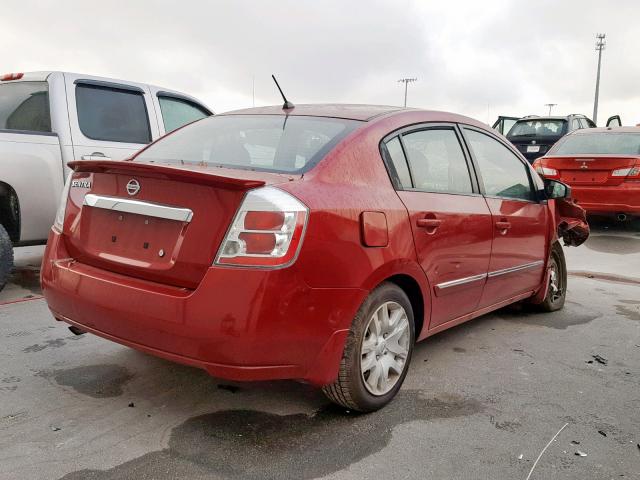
xmin=516 ymin=116 xmax=569 ymax=121
xmin=572 ymin=126 xmax=640 ymax=134
xmin=223 ymin=104 xmax=406 ymax=121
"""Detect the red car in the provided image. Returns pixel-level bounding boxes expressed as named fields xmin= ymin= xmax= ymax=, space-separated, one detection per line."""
xmin=42 ymin=104 xmax=588 ymax=411
xmin=533 ymin=127 xmax=640 ymax=220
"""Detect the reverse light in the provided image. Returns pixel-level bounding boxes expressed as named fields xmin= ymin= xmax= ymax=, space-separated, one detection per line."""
xmin=215 ymin=186 xmax=308 ymax=268
xmin=53 ymin=173 xmax=73 ymax=232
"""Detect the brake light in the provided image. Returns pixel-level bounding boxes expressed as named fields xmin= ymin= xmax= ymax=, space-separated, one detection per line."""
xmin=53 ymin=173 xmax=73 ymax=232
xmin=0 ymin=73 xmax=24 ymax=81
xmin=612 ymin=166 xmax=640 ymax=177
xmin=533 ymin=161 xmax=558 ymax=178
xmin=215 ymin=186 xmax=308 ymax=268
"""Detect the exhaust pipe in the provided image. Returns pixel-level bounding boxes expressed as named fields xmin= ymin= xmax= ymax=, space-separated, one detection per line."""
xmin=616 ymin=213 xmax=627 ymax=222
xmin=68 ymin=325 xmax=86 ymax=336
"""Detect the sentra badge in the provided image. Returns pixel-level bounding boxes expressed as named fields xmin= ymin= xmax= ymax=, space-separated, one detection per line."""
xmin=71 ymin=179 xmax=91 ymax=188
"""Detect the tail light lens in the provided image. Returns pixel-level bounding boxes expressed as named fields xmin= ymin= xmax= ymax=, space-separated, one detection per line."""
xmin=612 ymin=166 xmax=640 ymax=177
xmin=533 ymin=162 xmax=559 ymax=178
xmin=0 ymin=72 xmax=24 ymax=81
xmin=215 ymin=186 xmax=308 ymax=268
xmin=53 ymin=173 xmax=73 ymax=232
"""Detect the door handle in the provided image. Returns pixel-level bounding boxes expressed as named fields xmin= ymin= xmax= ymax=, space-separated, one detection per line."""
xmin=495 ymin=220 xmax=511 ymax=232
xmin=417 ymin=218 xmax=442 ymax=228
xmin=81 ymin=152 xmax=112 ymax=161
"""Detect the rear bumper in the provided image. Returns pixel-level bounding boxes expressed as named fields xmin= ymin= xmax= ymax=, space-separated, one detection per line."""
xmin=571 ymin=183 xmax=640 ymax=215
xmin=41 ymin=230 xmax=366 ymax=386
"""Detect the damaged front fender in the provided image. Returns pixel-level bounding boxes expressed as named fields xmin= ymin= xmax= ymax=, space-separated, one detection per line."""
xmin=554 ymin=198 xmax=589 ymax=247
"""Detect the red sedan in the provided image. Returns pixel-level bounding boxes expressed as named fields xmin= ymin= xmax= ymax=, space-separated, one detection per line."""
xmin=42 ymin=104 xmax=588 ymax=411
xmin=533 ymin=127 xmax=640 ymax=220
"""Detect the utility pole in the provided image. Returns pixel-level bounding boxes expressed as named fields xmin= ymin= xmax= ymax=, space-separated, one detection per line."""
xmin=544 ymin=103 xmax=557 ymax=116
xmin=593 ymin=33 xmax=606 ymax=124
xmin=398 ymin=78 xmax=417 ymax=107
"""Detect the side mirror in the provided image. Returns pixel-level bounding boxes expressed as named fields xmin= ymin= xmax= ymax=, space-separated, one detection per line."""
xmin=543 ymin=179 xmax=571 ymax=199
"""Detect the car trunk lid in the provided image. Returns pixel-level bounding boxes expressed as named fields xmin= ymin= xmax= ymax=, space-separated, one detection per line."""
xmin=545 ymin=155 xmax=639 ymax=186
xmin=63 ymin=160 xmax=296 ymax=288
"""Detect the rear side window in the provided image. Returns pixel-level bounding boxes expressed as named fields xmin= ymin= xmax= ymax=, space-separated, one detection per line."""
xmin=0 ymin=81 xmax=51 ymax=132
xmin=383 ymin=137 xmax=412 ymax=188
xmin=76 ymin=84 xmax=151 ymax=144
xmin=464 ymin=129 xmax=535 ymax=201
xmin=401 ymin=128 xmax=473 ymax=194
xmin=136 ymin=114 xmax=360 ymax=173
xmin=158 ymin=95 xmax=209 ymax=133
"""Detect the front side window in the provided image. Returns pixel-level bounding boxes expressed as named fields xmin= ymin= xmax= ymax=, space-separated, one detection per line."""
xmin=136 ymin=114 xmax=360 ymax=174
xmin=76 ymin=84 xmax=151 ymax=144
xmin=158 ymin=96 xmax=209 ymax=133
xmin=401 ymin=128 xmax=473 ymax=194
xmin=465 ymin=129 xmax=535 ymax=201
xmin=0 ymin=81 xmax=51 ymax=132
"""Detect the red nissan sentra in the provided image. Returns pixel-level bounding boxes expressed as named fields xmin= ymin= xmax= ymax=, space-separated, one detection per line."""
xmin=533 ymin=127 xmax=640 ymax=220
xmin=42 ymin=104 xmax=588 ymax=411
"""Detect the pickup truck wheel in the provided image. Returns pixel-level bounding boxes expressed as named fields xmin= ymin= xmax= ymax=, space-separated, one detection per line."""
xmin=0 ymin=224 xmax=13 ymax=292
xmin=322 ymin=282 xmax=414 ymax=412
xmin=538 ymin=243 xmax=566 ymax=312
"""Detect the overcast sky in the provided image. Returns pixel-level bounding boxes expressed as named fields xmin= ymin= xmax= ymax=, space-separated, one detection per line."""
xmin=3 ymin=0 xmax=639 ymax=125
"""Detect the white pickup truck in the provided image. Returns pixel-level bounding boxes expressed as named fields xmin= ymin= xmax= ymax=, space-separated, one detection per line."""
xmin=0 ymin=71 xmax=212 ymax=289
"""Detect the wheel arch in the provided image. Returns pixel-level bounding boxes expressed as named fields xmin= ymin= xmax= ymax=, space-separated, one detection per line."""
xmin=361 ymin=260 xmax=431 ymax=340
xmin=0 ymin=181 xmax=21 ymax=243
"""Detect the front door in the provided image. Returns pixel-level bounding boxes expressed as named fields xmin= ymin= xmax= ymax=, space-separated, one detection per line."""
xmin=462 ymin=127 xmax=548 ymax=306
xmin=382 ymin=126 xmax=493 ymax=328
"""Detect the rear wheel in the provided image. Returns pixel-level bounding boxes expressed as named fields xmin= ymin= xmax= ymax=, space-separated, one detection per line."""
xmin=0 ymin=224 xmax=13 ymax=292
xmin=322 ymin=282 xmax=414 ymax=412
xmin=538 ymin=243 xmax=566 ymax=312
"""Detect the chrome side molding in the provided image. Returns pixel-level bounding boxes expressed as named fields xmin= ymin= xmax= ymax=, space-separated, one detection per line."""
xmin=487 ymin=260 xmax=544 ymax=278
xmin=436 ymin=273 xmax=487 ymax=290
xmin=83 ymin=194 xmax=193 ymax=223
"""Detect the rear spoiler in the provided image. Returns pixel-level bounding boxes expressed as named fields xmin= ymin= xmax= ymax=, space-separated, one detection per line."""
xmin=68 ymin=160 xmax=267 ymax=190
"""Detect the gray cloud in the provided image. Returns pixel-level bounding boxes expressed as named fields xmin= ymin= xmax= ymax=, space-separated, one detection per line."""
xmin=2 ymin=0 xmax=638 ymax=124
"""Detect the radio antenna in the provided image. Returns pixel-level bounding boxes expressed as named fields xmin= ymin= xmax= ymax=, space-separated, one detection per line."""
xmin=272 ymin=75 xmax=295 ymax=110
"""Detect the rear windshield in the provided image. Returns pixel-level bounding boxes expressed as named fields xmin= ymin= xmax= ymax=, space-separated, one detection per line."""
xmin=0 ymin=81 xmax=51 ymax=132
xmin=136 ymin=114 xmax=361 ymax=173
xmin=507 ymin=119 xmax=566 ymax=137
xmin=550 ymin=132 xmax=640 ymax=155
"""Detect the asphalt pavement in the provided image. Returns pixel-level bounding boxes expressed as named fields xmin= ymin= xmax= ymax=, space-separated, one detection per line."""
xmin=1 ymin=218 xmax=639 ymax=480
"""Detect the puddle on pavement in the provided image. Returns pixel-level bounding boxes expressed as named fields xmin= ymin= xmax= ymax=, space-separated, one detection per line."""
xmin=499 ymin=301 xmax=601 ymax=329
xmin=60 ymin=391 xmax=483 ymax=480
xmin=583 ymin=235 xmax=640 ymax=254
xmin=615 ymin=304 xmax=640 ymax=321
xmin=39 ymin=364 xmax=133 ymax=398
xmin=8 ymin=266 xmax=42 ymax=295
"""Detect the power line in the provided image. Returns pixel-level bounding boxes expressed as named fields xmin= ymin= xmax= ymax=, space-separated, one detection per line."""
xmin=397 ymin=78 xmax=417 ymax=107
xmin=593 ymin=33 xmax=606 ymax=124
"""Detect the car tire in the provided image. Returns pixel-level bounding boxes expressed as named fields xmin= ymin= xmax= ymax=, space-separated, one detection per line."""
xmin=0 ymin=224 xmax=14 ymax=292
xmin=538 ymin=242 xmax=567 ymax=312
xmin=322 ymin=282 xmax=415 ymax=412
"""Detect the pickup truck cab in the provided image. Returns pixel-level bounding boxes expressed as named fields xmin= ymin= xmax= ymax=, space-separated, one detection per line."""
xmin=0 ymin=71 xmax=212 ymax=289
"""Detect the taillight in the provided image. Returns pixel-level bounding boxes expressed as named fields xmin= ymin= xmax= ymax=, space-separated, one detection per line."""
xmin=533 ymin=161 xmax=559 ymax=178
xmin=612 ymin=166 xmax=640 ymax=177
xmin=0 ymin=72 xmax=24 ymax=81
xmin=215 ymin=186 xmax=308 ymax=268
xmin=53 ymin=173 xmax=73 ymax=232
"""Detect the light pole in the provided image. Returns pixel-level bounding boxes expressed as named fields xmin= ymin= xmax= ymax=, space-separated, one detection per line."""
xmin=398 ymin=78 xmax=417 ymax=107
xmin=593 ymin=33 xmax=606 ymax=124
xmin=544 ymin=103 xmax=557 ymax=116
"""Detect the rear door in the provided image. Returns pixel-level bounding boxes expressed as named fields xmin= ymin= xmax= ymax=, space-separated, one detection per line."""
xmin=382 ymin=124 xmax=493 ymax=328
xmin=64 ymin=73 xmax=160 ymax=161
xmin=461 ymin=126 xmax=548 ymax=306
xmin=148 ymin=88 xmax=211 ymax=136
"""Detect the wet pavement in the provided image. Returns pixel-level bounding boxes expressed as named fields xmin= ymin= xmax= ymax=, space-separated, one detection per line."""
xmin=1 ymin=219 xmax=639 ymax=479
